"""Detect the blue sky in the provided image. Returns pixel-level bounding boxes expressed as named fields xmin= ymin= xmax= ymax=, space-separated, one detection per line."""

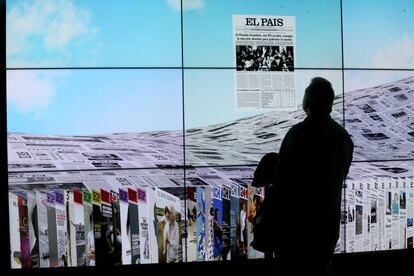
xmin=343 ymin=0 xmax=414 ymax=69
xmin=6 ymin=0 xmax=414 ymax=134
xmin=6 ymin=0 xmax=182 ymax=67
xmin=183 ymin=0 xmax=342 ymax=68
xmin=7 ymin=69 xmax=182 ymax=135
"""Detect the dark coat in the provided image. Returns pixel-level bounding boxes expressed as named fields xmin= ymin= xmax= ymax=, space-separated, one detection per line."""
xmin=274 ymin=114 xmax=353 ymax=270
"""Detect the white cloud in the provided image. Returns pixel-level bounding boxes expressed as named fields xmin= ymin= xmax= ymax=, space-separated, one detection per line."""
xmin=167 ymin=0 xmax=204 ymax=11
xmin=372 ymin=34 xmax=414 ymax=69
xmin=7 ymin=0 xmax=98 ymax=66
xmin=7 ymin=71 xmax=57 ymax=115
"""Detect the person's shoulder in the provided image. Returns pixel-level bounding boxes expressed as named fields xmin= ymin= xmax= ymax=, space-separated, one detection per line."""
xmin=329 ymin=118 xmax=345 ymax=130
xmin=289 ymin=120 xmax=305 ymax=132
xmin=281 ymin=121 xmax=305 ymax=143
xmin=329 ymin=118 xmax=354 ymax=141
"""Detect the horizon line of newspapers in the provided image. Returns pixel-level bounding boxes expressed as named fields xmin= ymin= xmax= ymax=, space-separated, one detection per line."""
xmin=7 ymin=75 xmax=414 ymax=179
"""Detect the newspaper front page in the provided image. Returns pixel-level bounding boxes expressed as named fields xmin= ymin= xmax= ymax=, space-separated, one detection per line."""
xmin=233 ymin=15 xmax=296 ymax=111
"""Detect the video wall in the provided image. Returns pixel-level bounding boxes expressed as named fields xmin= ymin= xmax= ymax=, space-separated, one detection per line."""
xmin=6 ymin=0 xmax=414 ymax=269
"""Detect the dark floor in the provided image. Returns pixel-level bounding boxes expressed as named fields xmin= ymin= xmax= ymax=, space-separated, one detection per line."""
xmin=5 ymin=250 xmax=414 ymax=276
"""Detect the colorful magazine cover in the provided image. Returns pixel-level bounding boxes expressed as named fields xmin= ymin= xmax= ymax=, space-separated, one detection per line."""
xmin=154 ymin=188 xmax=181 ymax=263
xmin=66 ymin=190 xmax=76 ymax=266
xmin=98 ymin=188 xmax=121 ymax=266
xmin=36 ymin=191 xmax=50 ymax=267
xmin=83 ymin=189 xmax=95 ymax=266
xmin=46 ymin=192 xmax=58 ymax=267
xmin=186 ymin=187 xmax=197 ymax=262
xmin=196 ymin=186 xmax=206 ymax=261
xmin=27 ymin=191 xmax=40 ymax=268
xmin=160 ymin=187 xmax=185 ymax=263
xmin=110 ymin=191 xmax=122 ymax=265
xmin=221 ymin=185 xmax=231 ymax=260
xmin=137 ymin=187 xmax=151 ymax=264
xmin=204 ymin=186 xmax=214 ymax=261
xmin=238 ymin=184 xmax=248 ymax=259
xmin=54 ymin=190 xmax=67 ymax=267
xmin=147 ymin=188 xmax=158 ymax=263
xmin=247 ymin=186 xmax=264 ymax=259
xmin=9 ymin=192 xmax=22 ymax=269
xmin=212 ymin=186 xmax=223 ymax=260
xmin=118 ymin=188 xmax=131 ymax=264
xmin=230 ymin=183 xmax=240 ymax=259
xmin=127 ymin=187 xmax=140 ymax=265
xmin=92 ymin=189 xmax=102 ymax=266
xmin=17 ymin=192 xmax=31 ymax=268
xmin=74 ymin=189 xmax=86 ymax=266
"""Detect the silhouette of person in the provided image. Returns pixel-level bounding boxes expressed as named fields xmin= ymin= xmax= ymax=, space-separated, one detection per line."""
xmin=273 ymin=77 xmax=354 ymax=275
xmin=251 ymin=152 xmax=280 ymax=260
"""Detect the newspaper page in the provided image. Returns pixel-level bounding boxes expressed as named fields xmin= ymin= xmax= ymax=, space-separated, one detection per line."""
xmin=377 ymin=179 xmax=385 ymax=250
xmin=346 ymin=181 xmax=356 ymax=252
xmin=337 ymin=187 xmax=346 ymax=254
xmin=384 ymin=181 xmax=392 ymax=250
xmin=370 ymin=180 xmax=379 ymax=251
xmin=391 ymin=178 xmax=401 ymax=249
xmin=233 ymin=15 xmax=296 ymax=111
xmin=399 ymin=179 xmax=407 ymax=249
xmin=362 ymin=181 xmax=371 ymax=252
xmin=354 ymin=182 xmax=364 ymax=252
xmin=407 ymin=179 xmax=414 ymax=249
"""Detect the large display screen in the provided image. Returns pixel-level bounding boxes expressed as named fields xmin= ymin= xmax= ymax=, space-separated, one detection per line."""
xmin=5 ymin=0 xmax=414 ymax=269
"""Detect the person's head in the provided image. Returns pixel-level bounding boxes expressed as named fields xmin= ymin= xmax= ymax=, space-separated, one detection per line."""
xmin=302 ymin=77 xmax=335 ymax=116
xmin=214 ymin=208 xmax=219 ymax=220
xmin=165 ymin=206 xmax=170 ymax=220
xmin=252 ymin=152 xmax=280 ymax=187
xmin=169 ymin=207 xmax=176 ymax=222
xmin=242 ymin=202 xmax=247 ymax=211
